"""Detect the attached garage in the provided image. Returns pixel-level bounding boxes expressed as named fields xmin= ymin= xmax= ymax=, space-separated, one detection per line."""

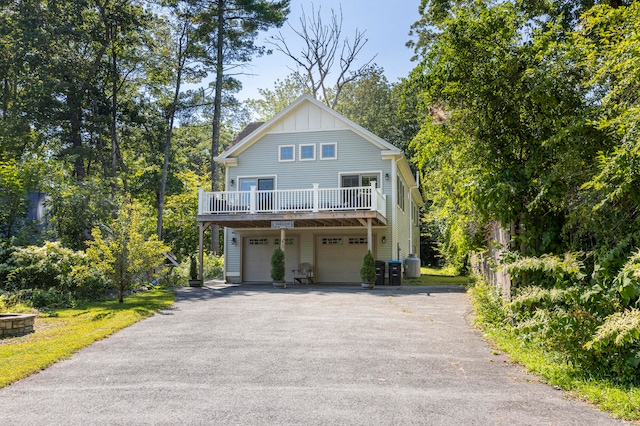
xmin=315 ymin=236 xmax=372 ymax=283
xmin=242 ymin=236 xmax=299 ymax=282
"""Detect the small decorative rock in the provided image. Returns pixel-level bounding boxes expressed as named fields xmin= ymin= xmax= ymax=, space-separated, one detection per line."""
xmin=0 ymin=313 xmax=36 ymax=338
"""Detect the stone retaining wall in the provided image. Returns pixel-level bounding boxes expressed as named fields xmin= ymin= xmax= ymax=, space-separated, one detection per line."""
xmin=0 ymin=313 xmax=36 ymax=338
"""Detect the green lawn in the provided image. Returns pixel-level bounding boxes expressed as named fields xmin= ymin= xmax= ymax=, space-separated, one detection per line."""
xmin=0 ymin=289 xmax=175 ymax=388
xmin=403 ymin=266 xmax=469 ymax=286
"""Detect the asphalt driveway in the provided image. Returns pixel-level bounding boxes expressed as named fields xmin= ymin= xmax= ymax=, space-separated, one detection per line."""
xmin=0 ymin=283 xmax=626 ymax=425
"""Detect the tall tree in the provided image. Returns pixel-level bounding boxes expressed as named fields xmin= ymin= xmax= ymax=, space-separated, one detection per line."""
xmin=193 ymin=0 xmax=289 ymax=252
xmin=404 ymin=1 xmax=605 ymax=266
xmin=268 ymin=4 xmax=376 ymax=109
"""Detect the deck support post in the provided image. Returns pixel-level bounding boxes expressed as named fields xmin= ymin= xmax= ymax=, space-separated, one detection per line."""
xmin=367 ymin=218 xmax=372 ymax=252
xmin=280 ymin=228 xmax=286 ymax=253
xmin=198 ymin=222 xmax=205 ymax=281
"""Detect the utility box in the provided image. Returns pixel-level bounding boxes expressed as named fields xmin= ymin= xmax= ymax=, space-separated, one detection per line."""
xmin=404 ymin=254 xmax=421 ymax=279
xmin=388 ymin=260 xmax=402 ymax=286
xmin=375 ymin=261 xmax=386 ymax=286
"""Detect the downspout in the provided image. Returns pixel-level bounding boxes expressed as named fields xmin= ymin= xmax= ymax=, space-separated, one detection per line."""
xmin=391 ymin=158 xmax=398 ymax=260
xmin=408 ymin=188 xmax=412 ymax=256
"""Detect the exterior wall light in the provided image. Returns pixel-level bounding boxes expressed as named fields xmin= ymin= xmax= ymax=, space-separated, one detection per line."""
xmin=381 ymin=236 xmax=386 ymax=243
xmin=230 ymin=179 xmax=235 ymax=186
xmin=384 ymin=173 xmax=389 ymax=181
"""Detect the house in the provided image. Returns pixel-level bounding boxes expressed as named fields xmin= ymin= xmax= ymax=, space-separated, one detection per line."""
xmin=196 ymin=95 xmax=423 ymax=284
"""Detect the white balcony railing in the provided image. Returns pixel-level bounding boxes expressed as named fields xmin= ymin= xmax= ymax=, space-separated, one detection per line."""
xmin=198 ymin=182 xmax=387 ymax=218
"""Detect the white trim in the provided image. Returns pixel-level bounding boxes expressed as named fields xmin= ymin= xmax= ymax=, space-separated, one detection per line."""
xmin=278 ymin=145 xmax=295 ymax=162
xmin=391 ymin=158 xmax=398 ymax=257
xmin=236 ymin=175 xmax=278 ymax=191
xmin=320 ymin=142 xmax=337 ymax=160
xmin=338 ymin=171 xmax=383 ymax=188
xmin=218 ymin=95 xmax=402 ymax=159
xmin=299 ymin=144 xmax=316 ymax=161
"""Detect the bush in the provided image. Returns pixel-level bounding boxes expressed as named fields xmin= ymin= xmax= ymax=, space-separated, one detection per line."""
xmin=1 ymin=242 xmax=109 ymax=307
xmin=469 ymin=281 xmax=506 ymax=327
xmin=170 ymin=253 xmax=224 ymax=285
xmin=478 ymin=251 xmax=640 ymax=384
xmin=271 ymin=248 xmax=285 ymax=281
xmin=360 ymin=250 xmax=376 ymax=282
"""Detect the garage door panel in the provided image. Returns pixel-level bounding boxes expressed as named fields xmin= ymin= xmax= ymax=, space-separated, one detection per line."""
xmin=242 ymin=237 xmax=299 ymax=282
xmin=315 ymin=236 xmax=371 ymax=283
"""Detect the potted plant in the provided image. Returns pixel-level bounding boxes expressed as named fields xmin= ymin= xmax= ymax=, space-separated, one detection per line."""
xmin=188 ymin=256 xmax=202 ymax=287
xmin=271 ymin=247 xmax=286 ymax=288
xmin=360 ymin=250 xmax=376 ymax=289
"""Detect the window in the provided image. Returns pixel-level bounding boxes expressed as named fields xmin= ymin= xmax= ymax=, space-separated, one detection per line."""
xmin=275 ymin=238 xmax=294 ymax=245
xmin=397 ymin=176 xmax=405 ymax=211
xmin=320 ymin=143 xmax=337 ymax=160
xmin=299 ymin=144 xmax=316 ymax=161
xmin=348 ymin=237 xmax=368 ymax=245
xmin=279 ymin=145 xmax=294 ymax=162
xmin=341 ymin=174 xmax=380 ymax=188
xmin=322 ymin=238 xmax=343 ymax=245
xmin=248 ymin=238 xmax=268 ymax=245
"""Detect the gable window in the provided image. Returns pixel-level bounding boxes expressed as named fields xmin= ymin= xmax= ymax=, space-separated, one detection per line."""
xmin=279 ymin=145 xmax=294 ymax=162
xmin=320 ymin=143 xmax=337 ymax=160
xmin=299 ymin=144 xmax=315 ymax=161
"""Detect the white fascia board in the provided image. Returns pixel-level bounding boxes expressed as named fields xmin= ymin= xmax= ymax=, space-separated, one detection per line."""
xmin=215 ymin=157 xmax=237 ymax=166
xmin=219 ymin=95 xmax=313 ymax=159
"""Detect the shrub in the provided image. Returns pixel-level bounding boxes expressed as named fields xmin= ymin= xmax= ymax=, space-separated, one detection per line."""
xmin=189 ymin=256 xmax=198 ymax=280
xmin=86 ymin=198 xmax=170 ymax=303
xmin=1 ymin=242 xmax=109 ymax=305
xmin=360 ymin=250 xmax=376 ymax=282
xmin=585 ymin=309 xmax=640 ymax=383
xmin=469 ymin=281 xmax=506 ymax=327
xmin=271 ymin=248 xmax=285 ymax=281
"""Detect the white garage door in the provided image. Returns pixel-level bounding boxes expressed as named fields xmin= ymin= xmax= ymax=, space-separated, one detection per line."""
xmin=242 ymin=237 xmax=299 ymax=282
xmin=315 ymin=236 xmax=371 ymax=283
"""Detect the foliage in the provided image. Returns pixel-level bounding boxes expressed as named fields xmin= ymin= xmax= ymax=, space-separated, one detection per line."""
xmin=468 ymin=281 xmax=507 ymax=327
xmin=270 ymin=247 xmax=285 ymax=281
xmin=246 ymin=74 xmax=308 ymax=120
xmin=0 ymin=160 xmax=39 ymax=239
xmin=189 ymin=256 xmax=197 ymax=280
xmin=0 ymin=241 xmax=109 ymax=307
xmin=360 ymin=250 xmax=376 ymax=283
xmin=0 ymin=289 xmax=175 ymax=388
xmin=170 ymin=253 xmax=223 ymax=285
xmin=483 ymin=250 xmax=640 ymax=385
xmin=86 ymin=198 xmax=170 ymax=303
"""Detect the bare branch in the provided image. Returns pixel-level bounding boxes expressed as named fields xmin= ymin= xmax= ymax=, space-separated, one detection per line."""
xmin=267 ymin=3 xmax=376 ymax=109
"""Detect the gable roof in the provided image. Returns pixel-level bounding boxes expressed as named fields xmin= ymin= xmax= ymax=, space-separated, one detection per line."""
xmin=217 ymin=94 xmax=402 ymax=159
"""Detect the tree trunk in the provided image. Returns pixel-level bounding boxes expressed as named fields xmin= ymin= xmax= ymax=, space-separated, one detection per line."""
xmin=210 ymin=0 xmax=225 ymax=254
xmin=157 ymin=24 xmax=187 ymax=240
xmin=69 ymin=93 xmax=86 ymax=180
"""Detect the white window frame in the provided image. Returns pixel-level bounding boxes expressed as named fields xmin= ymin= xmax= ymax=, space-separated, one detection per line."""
xmin=279 ymin=145 xmax=295 ymax=162
xmin=320 ymin=143 xmax=337 ymax=160
xmin=299 ymin=144 xmax=316 ymax=161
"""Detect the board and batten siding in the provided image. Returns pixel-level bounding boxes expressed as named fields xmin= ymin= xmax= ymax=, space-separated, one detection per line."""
xmin=230 ymin=130 xmax=388 ymax=190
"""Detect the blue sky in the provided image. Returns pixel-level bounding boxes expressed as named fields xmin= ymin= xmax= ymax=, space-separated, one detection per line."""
xmin=235 ymin=0 xmax=423 ymax=101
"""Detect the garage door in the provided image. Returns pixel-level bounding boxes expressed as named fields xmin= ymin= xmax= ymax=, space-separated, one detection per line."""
xmin=315 ymin=236 xmax=371 ymax=283
xmin=242 ymin=237 xmax=299 ymax=282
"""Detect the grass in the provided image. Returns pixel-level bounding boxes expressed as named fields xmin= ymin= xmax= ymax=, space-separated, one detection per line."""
xmin=468 ymin=285 xmax=640 ymax=421
xmin=481 ymin=326 xmax=640 ymax=421
xmin=404 ymin=266 xmax=470 ymax=286
xmin=0 ymin=289 xmax=175 ymax=388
